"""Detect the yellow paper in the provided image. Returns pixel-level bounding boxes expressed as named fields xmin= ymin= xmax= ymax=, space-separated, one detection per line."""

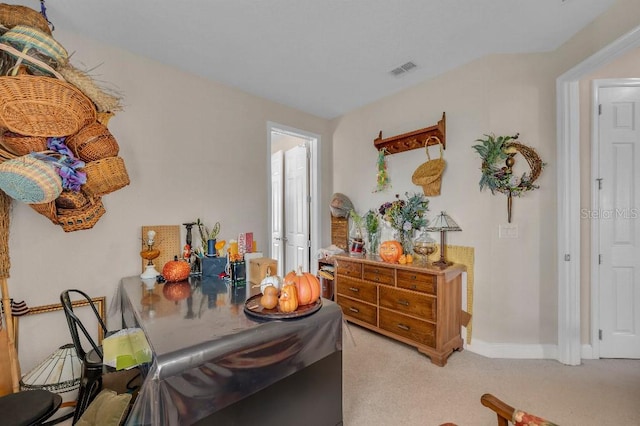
xmin=103 ymin=328 xmax=152 ymax=370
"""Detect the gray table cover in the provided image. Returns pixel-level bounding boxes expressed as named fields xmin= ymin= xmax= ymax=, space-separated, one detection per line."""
xmin=118 ymin=275 xmax=343 ymax=425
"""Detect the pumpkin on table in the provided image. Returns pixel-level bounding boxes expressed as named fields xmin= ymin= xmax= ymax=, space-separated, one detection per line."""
xmin=260 ymin=266 xmax=282 ymax=293
xmin=284 ymin=266 xmax=320 ymax=305
xmin=379 ymin=240 xmax=403 ymax=263
xmin=162 ymin=256 xmax=191 ymax=282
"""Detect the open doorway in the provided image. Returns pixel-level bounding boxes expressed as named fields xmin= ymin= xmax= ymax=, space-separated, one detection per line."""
xmin=267 ymin=123 xmax=321 ymax=276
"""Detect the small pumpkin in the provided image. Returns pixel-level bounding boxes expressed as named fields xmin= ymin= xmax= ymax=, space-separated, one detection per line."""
xmin=278 ymin=283 xmax=299 ymax=313
xmin=260 ymin=266 xmax=282 ymax=293
xmin=284 ymin=266 xmax=320 ymax=305
xmin=379 ymin=240 xmax=403 ymax=263
xmin=162 ymin=256 xmax=191 ymax=282
xmin=260 ymin=286 xmax=278 ymax=309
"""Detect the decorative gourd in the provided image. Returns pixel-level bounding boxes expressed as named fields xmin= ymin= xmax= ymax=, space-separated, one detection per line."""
xmin=379 ymin=240 xmax=403 ymax=263
xmin=162 ymin=256 xmax=191 ymax=282
xmin=278 ymin=283 xmax=299 ymax=313
xmin=284 ymin=266 xmax=320 ymax=305
xmin=260 ymin=287 xmax=278 ymax=309
xmin=260 ymin=267 xmax=281 ymax=293
xmin=162 ymin=280 xmax=191 ymax=301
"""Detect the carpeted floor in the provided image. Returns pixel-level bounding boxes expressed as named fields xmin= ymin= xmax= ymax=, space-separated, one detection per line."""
xmin=342 ymin=323 xmax=640 ymax=426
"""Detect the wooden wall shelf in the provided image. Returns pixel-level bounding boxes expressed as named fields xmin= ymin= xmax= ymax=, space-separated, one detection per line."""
xmin=374 ymin=112 xmax=446 ymax=155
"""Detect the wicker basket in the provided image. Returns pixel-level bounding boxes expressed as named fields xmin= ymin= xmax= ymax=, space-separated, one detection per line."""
xmin=0 ymin=131 xmax=47 ymax=156
xmin=0 ymin=25 xmax=67 ymax=75
xmin=0 ymin=75 xmax=96 ymax=137
xmin=65 ymin=122 xmax=119 ymax=162
xmin=411 ymin=136 xmax=446 ymax=196
xmin=0 ymin=4 xmax=52 ymax=35
xmin=57 ymin=197 xmax=105 ymax=232
xmin=55 ymin=189 xmax=89 ymax=210
xmin=0 ymin=154 xmax=62 ymax=203
xmin=81 ymin=156 xmax=129 ymax=197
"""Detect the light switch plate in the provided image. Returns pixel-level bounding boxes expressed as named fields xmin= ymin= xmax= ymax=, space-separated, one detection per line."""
xmin=499 ymin=224 xmax=518 ymax=239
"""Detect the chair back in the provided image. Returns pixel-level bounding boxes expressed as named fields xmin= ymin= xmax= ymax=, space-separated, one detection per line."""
xmin=60 ymin=289 xmax=107 ymax=361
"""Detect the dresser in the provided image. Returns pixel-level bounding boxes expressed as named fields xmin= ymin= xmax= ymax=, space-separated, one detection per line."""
xmin=334 ymin=254 xmax=464 ymax=366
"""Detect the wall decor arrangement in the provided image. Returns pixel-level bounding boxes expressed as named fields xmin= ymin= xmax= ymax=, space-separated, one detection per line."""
xmin=472 ymin=133 xmax=545 ymax=223
xmin=411 ymin=136 xmax=446 ymax=196
xmin=0 ymin=2 xmax=126 ymax=394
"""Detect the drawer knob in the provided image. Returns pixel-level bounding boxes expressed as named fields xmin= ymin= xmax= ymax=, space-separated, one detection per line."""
xmin=349 ymin=307 xmax=360 ymax=313
xmin=397 ymin=323 xmax=410 ymax=331
xmin=410 ymin=284 xmax=417 ymax=289
xmin=348 ymin=287 xmax=360 ymax=293
xmin=411 ymin=275 xmax=417 ymax=280
xmin=398 ymin=299 xmax=409 ymax=306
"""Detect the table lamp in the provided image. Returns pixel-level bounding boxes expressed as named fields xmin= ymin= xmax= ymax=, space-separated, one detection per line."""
xmin=426 ymin=211 xmax=461 ymax=268
xmin=140 ymin=229 xmax=160 ymax=279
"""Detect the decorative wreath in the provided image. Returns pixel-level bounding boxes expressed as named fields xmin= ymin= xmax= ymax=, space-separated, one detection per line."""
xmin=472 ymin=133 xmax=545 ymax=196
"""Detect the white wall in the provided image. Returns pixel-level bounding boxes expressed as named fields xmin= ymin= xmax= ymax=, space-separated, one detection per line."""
xmin=10 ymin=29 xmax=331 ymax=372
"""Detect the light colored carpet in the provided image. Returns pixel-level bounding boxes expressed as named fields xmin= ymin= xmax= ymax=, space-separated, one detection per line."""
xmin=342 ymin=323 xmax=640 ymax=426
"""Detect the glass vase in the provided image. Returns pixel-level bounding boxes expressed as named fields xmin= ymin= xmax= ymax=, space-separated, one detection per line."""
xmin=395 ymin=228 xmax=414 ymax=255
xmin=366 ymin=229 xmax=381 ymax=256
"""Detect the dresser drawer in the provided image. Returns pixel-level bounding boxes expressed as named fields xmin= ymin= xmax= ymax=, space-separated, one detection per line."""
xmin=379 ymin=286 xmax=436 ymax=321
xmin=363 ymin=264 xmax=395 ymax=285
xmin=336 ymin=259 xmax=362 ymax=278
xmin=337 ymin=296 xmax=377 ymax=326
xmin=336 ymin=276 xmax=377 ymax=304
xmin=397 ymin=270 xmax=436 ymax=295
xmin=379 ymin=309 xmax=435 ymax=348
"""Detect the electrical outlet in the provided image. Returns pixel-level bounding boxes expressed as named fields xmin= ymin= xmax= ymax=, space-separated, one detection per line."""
xmin=499 ymin=224 xmax=518 ymax=239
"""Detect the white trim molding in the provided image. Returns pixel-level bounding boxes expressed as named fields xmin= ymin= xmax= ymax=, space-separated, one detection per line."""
xmin=466 ymin=340 xmax=558 ymax=360
xmin=556 ymin=25 xmax=640 ymax=366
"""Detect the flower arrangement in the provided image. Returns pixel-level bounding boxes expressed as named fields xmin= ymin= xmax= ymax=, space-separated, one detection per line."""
xmin=364 ymin=209 xmax=381 ymax=254
xmin=378 ymin=192 xmax=429 ymax=253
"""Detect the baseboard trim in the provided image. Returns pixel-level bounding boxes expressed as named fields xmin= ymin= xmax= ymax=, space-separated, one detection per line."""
xmin=581 ymin=344 xmax=595 ymax=359
xmin=465 ymin=339 xmax=558 ymax=359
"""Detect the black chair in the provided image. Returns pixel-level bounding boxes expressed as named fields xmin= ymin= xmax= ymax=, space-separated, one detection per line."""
xmin=60 ymin=289 xmax=111 ymax=424
xmin=0 ymin=389 xmax=62 ymax=426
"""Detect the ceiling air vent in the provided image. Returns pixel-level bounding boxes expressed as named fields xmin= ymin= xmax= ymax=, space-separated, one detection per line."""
xmin=390 ymin=61 xmax=417 ymax=77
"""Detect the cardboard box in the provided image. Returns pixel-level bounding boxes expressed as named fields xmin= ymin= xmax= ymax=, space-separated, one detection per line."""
xmin=249 ymin=257 xmax=278 ymax=285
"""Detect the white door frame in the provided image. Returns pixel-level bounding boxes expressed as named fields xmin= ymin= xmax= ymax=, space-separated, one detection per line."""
xmin=590 ymin=78 xmax=640 ymax=359
xmin=557 ymin=25 xmax=640 ymax=365
xmin=267 ymin=122 xmax=321 ymax=274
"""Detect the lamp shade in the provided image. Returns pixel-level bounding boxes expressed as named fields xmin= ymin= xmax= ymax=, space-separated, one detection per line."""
xmin=20 ymin=343 xmax=81 ymax=394
xmin=426 ymin=211 xmax=461 ymax=232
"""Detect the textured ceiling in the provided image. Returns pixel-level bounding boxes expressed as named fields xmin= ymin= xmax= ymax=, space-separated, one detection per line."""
xmin=12 ymin=0 xmax=617 ymax=118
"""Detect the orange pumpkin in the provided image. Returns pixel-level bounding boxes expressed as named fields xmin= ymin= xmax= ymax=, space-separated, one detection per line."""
xmin=278 ymin=283 xmax=299 ymax=313
xmin=379 ymin=240 xmax=403 ymax=263
xmin=162 ymin=257 xmax=191 ymax=282
xmin=284 ymin=266 xmax=320 ymax=305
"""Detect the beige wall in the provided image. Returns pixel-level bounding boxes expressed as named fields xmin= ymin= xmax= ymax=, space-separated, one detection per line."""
xmin=11 ymin=29 xmax=331 ymax=371
xmin=579 ymin=47 xmax=640 ymax=343
xmin=331 ymin=0 xmax=640 ymax=349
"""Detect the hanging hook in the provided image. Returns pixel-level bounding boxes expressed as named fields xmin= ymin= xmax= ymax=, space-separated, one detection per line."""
xmin=40 ymin=0 xmax=55 ymax=31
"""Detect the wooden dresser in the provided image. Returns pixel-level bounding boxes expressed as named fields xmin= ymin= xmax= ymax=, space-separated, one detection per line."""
xmin=334 ymin=254 xmax=465 ymax=366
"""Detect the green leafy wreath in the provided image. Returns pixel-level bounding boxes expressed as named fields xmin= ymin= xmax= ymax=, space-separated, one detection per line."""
xmin=472 ymin=133 xmax=545 ymax=196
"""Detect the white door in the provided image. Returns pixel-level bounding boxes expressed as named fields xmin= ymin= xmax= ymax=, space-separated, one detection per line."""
xmin=598 ymin=84 xmax=640 ymax=358
xmin=284 ymin=145 xmax=310 ymax=274
xmin=271 ymin=150 xmax=284 ymax=276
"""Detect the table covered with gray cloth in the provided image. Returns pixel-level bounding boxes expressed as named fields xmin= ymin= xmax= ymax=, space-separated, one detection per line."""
xmin=118 ymin=275 xmax=343 ymax=425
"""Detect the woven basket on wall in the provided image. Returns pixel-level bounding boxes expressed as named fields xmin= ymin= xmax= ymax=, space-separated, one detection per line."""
xmin=57 ymin=197 xmax=105 ymax=232
xmin=81 ymin=156 xmax=129 ymax=197
xmin=411 ymin=136 xmax=446 ymax=196
xmin=0 ymin=25 xmax=67 ymax=75
xmin=0 ymin=4 xmax=52 ymax=35
xmin=0 ymin=154 xmax=62 ymax=203
xmin=65 ymin=121 xmax=119 ymax=162
xmin=0 ymin=131 xmax=47 ymax=156
xmin=55 ymin=189 xmax=89 ymax=210
xmin=0 ymin=76 xmax=96 ymax=137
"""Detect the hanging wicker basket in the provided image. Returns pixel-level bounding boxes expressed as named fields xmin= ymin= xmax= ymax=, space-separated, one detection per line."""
xmin=81 ymin=156 xmax=129 ymax=197
xmin=0 ymin=154 xmax=62 ymax=204
xmin=0 ymin=25 xmax=67 ymax=76
xmin=57 ymin=197 xmax=105 ymax=232
xmin=0 ymin=76 xmax=96 ymax=137
xmin=0 ymin=131 xmax=47 ymax=156
xmin=0 ymin=4 xmax=52 ymax=35
xmin=411 ymin=136 xmax=446 ymax=196
xmin=65 ymin=121 xmax=119 ymax=162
